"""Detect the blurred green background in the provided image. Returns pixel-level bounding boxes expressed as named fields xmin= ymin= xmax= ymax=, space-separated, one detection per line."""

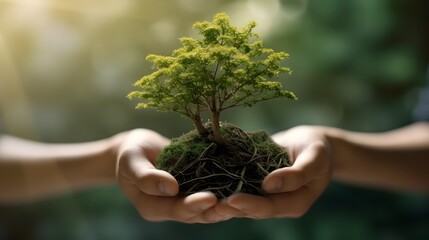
xmin=0 ymin=0 xmax=428 ymax=239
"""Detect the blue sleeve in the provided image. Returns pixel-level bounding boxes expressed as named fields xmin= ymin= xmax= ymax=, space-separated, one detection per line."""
xmin=413 ymin=69 xmax=429 ymax=122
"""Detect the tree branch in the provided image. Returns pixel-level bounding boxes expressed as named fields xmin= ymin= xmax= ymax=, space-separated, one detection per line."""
xmin=223 ymin=62 xmax=272 ymax=101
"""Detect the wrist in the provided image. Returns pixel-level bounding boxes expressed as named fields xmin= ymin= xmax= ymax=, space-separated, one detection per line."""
xmin=94 ymin=136 xmax=120 ymax=184
xmin=59 ymin=137 xmax=118 ymax=188
xmin=319 ymin=127 xmax=350 ymax=181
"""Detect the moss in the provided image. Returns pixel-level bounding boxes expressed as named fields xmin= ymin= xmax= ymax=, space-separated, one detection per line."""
xmin=157 ymin=123 xmax=291 ymax=198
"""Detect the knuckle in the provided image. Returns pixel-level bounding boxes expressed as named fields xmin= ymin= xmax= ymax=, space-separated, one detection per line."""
xmin=310 ymin=141 xmax=328 ymax=154
xmin=116 ymin=152 xmax=133 ymax=176
xmin=117 ymin=149 xmax=137 ymax=167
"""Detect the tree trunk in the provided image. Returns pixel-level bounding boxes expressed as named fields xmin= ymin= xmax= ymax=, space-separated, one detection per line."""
xmin=192 ymin=115 xmax=207 ymax=136
xmin=211 ymin=111 xmax=223 ymax=144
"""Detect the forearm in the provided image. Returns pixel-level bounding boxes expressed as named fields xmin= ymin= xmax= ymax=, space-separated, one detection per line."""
xmin=324 ymin=122 xmax=429 ymax=193
xmin=0 ymin=135 xmax=117 ymax=204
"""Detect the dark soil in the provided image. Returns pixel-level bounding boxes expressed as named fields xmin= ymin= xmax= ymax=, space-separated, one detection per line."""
xmin=157 ymin=123 xmax=291 ymax=198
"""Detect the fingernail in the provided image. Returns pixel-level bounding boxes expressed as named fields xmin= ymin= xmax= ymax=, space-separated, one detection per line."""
xmin=266 ymin=178 xmax=282 ymax=193
xmin=158 ymin=181 xmax=174 ymax=195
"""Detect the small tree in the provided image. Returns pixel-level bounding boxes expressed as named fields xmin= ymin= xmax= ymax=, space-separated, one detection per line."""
xmin=128 ymin=13 xmax=297 ymax=144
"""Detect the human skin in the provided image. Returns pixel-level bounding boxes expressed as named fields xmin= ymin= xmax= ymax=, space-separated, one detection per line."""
xmin=0 ymin=129 xmax=222 ymax=223
xmin=1 ymin=122 xmax=428 ymax=223
xmin=210 ymin=122 xmax=429 ymax=220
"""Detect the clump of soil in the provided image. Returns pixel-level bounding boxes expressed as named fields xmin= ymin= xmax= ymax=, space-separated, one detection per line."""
xmin=157 ymin=123 xmax=291 ymax=198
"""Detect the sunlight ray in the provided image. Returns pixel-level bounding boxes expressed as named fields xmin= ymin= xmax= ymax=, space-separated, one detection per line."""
xmin=0 ymin=31 xmax=37 ymax=139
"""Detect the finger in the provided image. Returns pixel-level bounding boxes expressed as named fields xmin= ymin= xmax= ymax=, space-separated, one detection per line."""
xmin=122 ymin=129 xmax=170 ymax=165
xmin=271 ymin=131 xmax=288 ymax=145
xmin=263 ymin=142 xmax=326 ymax=193
xmin=135 ymin=168 xmax=179 ymax=196
xmin=227 ymin=187 xmax=319 ymax=219
xmin=214 ymin=199 xmax=247 ymax=218
xmin=267 ymin=187 xmax=321 ymax=218
xmin=171 ymin=192 xmax=218 ymax=223
xmin=121 ymin=182 xmax=217 ymax=222
xmin=122 ymin=150 xmax=179 ymax=196
xmin=200 ymin=198 xmax=247 ymax=222
xmin=226 ymin=193 xmax=274 ymax=219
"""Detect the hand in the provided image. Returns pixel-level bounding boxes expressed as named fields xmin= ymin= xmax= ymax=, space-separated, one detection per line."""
xmin=112 ymin=129 xmax=223 ymax=223
xmin=222 ymin=126 xmax=332 ymax=219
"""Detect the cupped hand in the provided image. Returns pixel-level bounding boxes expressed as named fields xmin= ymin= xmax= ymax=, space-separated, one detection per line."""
xmin=220 ymin=126 xmax=332 ymax=219
xmin=112 ymin=129 xmax=225 ymax=223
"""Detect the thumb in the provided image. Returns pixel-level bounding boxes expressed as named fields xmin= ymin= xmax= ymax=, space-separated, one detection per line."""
xmin=135 ymin=167 xmax=179 ymax=196
xmin=119 ymin=149 xmax=179 ymax=196
xmin=262 ymin=167 xmax=308 ymax=193
xmin=262 ymin=143 xmax=323 ymax=193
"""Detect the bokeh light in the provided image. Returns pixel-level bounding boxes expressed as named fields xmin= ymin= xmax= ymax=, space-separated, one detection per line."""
xmin=1 ymin=0 xmax=428 ymax=239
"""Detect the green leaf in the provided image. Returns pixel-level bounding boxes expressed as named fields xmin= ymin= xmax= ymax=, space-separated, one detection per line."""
xmin=128 ymin=12 xmax=297 ymax=128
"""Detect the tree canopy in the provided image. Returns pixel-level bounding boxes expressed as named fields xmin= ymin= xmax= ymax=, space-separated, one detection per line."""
xmin=128 ymin=12 xmax=297 ymax=143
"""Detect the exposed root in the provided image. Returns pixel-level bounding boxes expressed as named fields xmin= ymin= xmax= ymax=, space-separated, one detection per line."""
xmin=157 ymin=123 xmax=291 ymax=198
